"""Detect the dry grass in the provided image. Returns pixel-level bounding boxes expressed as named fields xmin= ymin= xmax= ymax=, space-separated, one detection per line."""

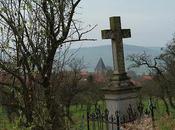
xmin=157 ymin=115 xmax=175 ymax=130
xmin=120 ymin=115 xmax=175 ymax=130
xmin=121 ymin=117 xmax=157 ymax=130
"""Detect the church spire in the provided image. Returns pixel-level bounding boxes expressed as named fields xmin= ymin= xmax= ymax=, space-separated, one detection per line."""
xmin=95 ymin=57 xmax=106 ymax=73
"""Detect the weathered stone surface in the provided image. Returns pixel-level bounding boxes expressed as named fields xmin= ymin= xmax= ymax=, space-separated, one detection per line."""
xmin=101 ymin=17 xmax=141 ymax=130
xmin=101 ymin=16 xmax=131 ymax=76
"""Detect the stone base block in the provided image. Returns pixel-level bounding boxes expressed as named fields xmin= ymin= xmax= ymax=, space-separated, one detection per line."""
xmin=103 ymin=85 xmax=141 ymax=123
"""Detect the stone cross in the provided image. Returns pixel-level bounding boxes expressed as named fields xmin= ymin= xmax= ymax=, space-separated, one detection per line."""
xmin=101 ymin=16 xmax=131 ymax=74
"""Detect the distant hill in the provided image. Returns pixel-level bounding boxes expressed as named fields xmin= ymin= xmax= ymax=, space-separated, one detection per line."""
xmin=71 ymin=44 xmax=162 ymax=74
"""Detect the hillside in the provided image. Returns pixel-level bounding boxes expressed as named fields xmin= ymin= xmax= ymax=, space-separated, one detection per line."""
xmin=71 ymin=44 xmax=162 ymax=74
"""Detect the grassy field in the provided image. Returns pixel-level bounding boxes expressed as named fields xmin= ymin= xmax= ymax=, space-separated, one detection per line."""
xmin=0 ymin=100 xmax=175 ymax=130
xmin=154 ymin=100 xmax=175 ymax=130
xmin=0 ymin=107 xmax=19 ymax=130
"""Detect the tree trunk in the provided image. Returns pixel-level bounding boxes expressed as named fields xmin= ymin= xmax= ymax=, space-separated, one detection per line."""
xmin=51 ymin=105 xmax=66 ymax=130
xmin=168 ymin=96 xmax=175 ymax=109
xmin=23 ymin=86 xmax=34 ymax=126
xmin=44 ymin=86 xmax=66 ymax=130
xmin=161 ymin=97 xmax=170 ymax=115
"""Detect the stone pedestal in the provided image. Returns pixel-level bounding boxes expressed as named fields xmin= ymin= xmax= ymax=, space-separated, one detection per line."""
xmin=102 ymin=73 xmax=141 ymax=122
xmin=101 ymin=16 xmax=142 ymax=129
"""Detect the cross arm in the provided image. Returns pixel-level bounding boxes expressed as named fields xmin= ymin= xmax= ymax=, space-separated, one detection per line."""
xmin=122 ymin=29 xmax=131 ymax=38
xmin=101 ymin=29 xmax=113 ymax=39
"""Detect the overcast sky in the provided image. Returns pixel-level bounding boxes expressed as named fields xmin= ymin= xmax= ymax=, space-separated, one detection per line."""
xmin=73 ymin=0 xmax=175 ymax=48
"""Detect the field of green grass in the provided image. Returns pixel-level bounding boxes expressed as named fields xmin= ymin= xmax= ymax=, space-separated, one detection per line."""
xmin=154 ymin=101 xmax=175 ymax=130
xmin=0 ymin=107 xmax=18 ymax=130
xmin=0 ymin=100 xmax=175 ymax=130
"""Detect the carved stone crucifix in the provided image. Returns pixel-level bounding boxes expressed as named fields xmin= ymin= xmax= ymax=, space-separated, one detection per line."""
xmin=101 ymin=16 xmax=131 ymax=75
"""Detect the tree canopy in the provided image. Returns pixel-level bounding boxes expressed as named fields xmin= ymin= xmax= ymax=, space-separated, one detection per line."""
xmin=0 ymin=0 xmax=95 ymax=129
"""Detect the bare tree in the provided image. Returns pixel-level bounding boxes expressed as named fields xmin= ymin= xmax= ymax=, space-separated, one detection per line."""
xmin=160 ymin=39 xmax=175 ymax=109
xmin=0 ymin=0 xmax=95 ymax=129
xmin=127 ymin=52 xmax=171 ymax=114
xmin=127 ymin=37 xmax=175 ymax=115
